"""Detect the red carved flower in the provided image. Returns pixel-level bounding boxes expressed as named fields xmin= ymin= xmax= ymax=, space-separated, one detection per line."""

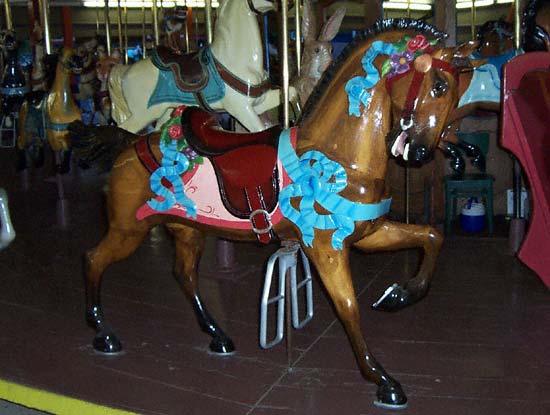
xmin=407 ymin=35 xmax=430 ymax=52
xmin=168 ymin=124 xmax=183 ymax=140
xmin=171 ymin=105 xmax=186 ymax=117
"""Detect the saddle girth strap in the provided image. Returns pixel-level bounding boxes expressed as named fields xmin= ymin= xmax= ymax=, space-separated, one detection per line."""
xmin=245 ymin=187 xmax=273 ymax=244
xmin=135 ymin=135 xmax=159 ymax=173
xmin=213 ymin=57 xmax=271 ymax=98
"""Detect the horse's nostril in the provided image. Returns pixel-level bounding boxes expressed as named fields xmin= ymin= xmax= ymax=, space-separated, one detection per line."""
xmin=415 ymin=146 xmax=428 ymax=162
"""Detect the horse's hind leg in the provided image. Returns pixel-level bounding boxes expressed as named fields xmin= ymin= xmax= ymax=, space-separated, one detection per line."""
xmin=167 ymin=224 xmax=235 ymax=355
xmin=85 ymin=226 xmax=148 ymax=353
xmin=354 ymin=220 xmax=443 ymax=312
xmin=306 ymin=245 xmax=407 ymax=409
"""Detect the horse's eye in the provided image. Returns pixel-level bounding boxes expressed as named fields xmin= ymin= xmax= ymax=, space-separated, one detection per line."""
xmin=431 ymin=77 xmax=448 ymax=98
xmin=314 ymin=47 xmax=320 ymax=54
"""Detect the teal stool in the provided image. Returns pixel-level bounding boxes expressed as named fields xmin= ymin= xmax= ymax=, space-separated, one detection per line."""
xmin=444 ymin=132 xmax=494 ymax=234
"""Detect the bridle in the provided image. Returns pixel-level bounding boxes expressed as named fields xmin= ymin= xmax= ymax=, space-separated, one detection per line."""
xmin=385 ymin=56 xmax=458 ymax=133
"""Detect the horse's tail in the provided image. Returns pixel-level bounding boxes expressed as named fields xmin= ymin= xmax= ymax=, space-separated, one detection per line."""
xmin=68 ymin=120 xmax=139 ymax=171
xmin=108 ymin=64 xmax=132 ymax=125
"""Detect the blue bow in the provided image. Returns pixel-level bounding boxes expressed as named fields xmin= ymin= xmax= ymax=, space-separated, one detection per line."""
xmin=147 ymin=139 xmax=197 ymax=218
xmin=345 ymin=41 xmax=395 ymax=117
xmin=279 ymin=130 xmax=391 ymax=250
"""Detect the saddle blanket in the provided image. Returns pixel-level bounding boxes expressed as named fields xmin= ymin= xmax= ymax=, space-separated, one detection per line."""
xmin=136 ymin=130 xmax=297 ymax=230
xmin=147 ymin=48 xmax=225 ymax=108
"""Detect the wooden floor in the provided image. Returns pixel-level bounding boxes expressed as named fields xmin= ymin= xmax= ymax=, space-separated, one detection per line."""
xmin=0 ymin=147 xmax=549 ymax=415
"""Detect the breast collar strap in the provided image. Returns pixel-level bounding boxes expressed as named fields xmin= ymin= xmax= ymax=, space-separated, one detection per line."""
xmin=385 ymin=58 xmax=458 ymax=129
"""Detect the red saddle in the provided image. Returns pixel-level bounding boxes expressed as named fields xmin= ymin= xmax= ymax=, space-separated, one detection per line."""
xmin=153 ymin=46 xmax=209 ymax=92
xmin=182 ymin=107 xmax=283 ymax=243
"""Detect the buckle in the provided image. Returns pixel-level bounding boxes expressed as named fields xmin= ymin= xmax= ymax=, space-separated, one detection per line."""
xmin=249 ymin=209 xmax=272 ymax=234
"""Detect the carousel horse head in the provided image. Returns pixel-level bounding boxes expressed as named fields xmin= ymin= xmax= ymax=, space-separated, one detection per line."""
xmin=1 ymin=30 xmax=17 ymax=54
xmin=387 ymin=40 xmax=476 ymax=164
xmin=476 ymin=18 xmax=514 ymax=56
xmin=58 ymin=47 xmax=84 ymax=76
xmin=523 ymin=0 xmax=550 ymax=51
xmin=96 ymin=50 xmax=121 ymax=83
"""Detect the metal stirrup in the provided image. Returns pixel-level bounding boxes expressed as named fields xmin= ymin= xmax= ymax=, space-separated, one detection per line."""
xmin=259 ymin=241 xmax=314 ymax=349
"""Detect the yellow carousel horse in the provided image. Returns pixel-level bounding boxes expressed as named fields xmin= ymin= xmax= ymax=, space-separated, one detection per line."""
xmin=17 ymin=47 xmax=83 ymax=172
xmin=108 ymin=0 xmax=296 ymax=133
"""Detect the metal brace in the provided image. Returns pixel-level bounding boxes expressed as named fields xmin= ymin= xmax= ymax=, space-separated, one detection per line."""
xmin=260 ymin=241 xmax=314 ymax=349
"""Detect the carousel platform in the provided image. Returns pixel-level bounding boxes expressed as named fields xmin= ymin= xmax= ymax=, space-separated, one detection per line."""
xmin=0 ymin=147 xmax=548 ymax=415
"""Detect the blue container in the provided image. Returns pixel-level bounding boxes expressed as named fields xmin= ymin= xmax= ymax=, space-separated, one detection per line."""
xmin=460 ymin=198 xmax=486 ymax=232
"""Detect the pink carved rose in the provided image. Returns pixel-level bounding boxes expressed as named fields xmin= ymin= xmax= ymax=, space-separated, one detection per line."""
xmin=407 ymin=35 xmax=430 ymax=52
xmin=168 ymin=124 xmax=183 ymax=140
xmin=171 ymin=105 xmax=186 ymax=117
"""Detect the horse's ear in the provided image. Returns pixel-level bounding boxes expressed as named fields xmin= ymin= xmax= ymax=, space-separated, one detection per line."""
xmin=319 ymin=7 xmax=346 ymax=42
xmin=434 ymin=40 xmax=479 ymax=62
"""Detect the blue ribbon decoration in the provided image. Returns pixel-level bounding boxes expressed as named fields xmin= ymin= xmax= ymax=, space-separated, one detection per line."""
xmin=147 ymin=139 xmax=197 ymax=218
xmin=345 ymin=41 xmax=395 ymax=117
xmin=278 ymin=129 xmax=392 ymax=250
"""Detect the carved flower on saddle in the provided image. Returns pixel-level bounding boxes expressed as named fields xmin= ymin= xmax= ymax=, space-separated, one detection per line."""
xmin=407 ymin=35 xmax=431 ymax=53
xmin=182 ymin=146 xmax=198 ymax=160
xmin=168 ymin=124 xmax=184 ymax=140
xmin=388 ymin=50 xmax=414 ymax=76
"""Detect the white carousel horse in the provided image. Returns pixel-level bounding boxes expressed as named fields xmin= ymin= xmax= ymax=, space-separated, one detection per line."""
xmin=0 ymin=188 xmax=15 ymax=250
xmin=109 ymin=0 xmax=296 ymax=133
xmin=292 ymin=0 xmax=346 ymax=107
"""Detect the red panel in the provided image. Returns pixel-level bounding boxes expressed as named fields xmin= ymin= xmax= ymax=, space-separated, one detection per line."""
xmin=501 ymin=52 xmax=550 ymax=287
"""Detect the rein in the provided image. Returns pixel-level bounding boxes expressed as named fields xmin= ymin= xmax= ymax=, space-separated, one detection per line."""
xmin=246 ymin=0 xmax=262 ymax=14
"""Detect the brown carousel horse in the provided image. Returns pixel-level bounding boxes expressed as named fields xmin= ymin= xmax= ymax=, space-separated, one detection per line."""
xmin=74 ymin=19 xmax=477 ymax=409
xmin=17 ymin=47 xmax=83 ymax=173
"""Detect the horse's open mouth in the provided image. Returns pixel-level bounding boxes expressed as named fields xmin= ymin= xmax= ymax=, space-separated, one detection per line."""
xmin=390 ymin=130 xmax=410 ymax=161
xmin=73 ymin=68 xmax=83 ymax=75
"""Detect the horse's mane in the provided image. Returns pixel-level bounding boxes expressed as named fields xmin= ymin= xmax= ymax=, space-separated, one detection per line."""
xmin=298 ymin=18 xmax=447 ymax=124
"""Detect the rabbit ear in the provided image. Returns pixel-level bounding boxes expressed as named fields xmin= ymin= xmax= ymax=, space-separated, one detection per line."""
xmin=301 ymin=0 xmax=318 ymax=41
xmin=319 ymin=7 xmax=346 ymax=42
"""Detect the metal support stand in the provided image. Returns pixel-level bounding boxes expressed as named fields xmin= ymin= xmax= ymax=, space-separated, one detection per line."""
xmin=260 ymin=241 xmax=313 ymax=349
xmin=54 ymin=151 xmax=69 ymax=228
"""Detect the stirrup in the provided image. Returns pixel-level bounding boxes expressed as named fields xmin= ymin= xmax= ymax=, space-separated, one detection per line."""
xmin=259 ymin=241 xmax=314 ymax=349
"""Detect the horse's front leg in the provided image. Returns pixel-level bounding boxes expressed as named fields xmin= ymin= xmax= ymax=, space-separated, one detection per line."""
xmin=354 ymin=220 xmax=443 ymax=312
xmin=305 ymin=245 xmax=407 ymax=409
xmin=167 ymin=224 xmax=235 ymax=355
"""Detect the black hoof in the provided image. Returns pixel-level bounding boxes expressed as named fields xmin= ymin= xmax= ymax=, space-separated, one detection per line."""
xmin=208 ymin=336 xmax=235 ymax=356
xmin=372 ymin=284 xmax=411 ymax=312
xmin=93 ymin=330 xmax=122 ymax=354
xmin=374 ymin=381 xmax=408 ymax=410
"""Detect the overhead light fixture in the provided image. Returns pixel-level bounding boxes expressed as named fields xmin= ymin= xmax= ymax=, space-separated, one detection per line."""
xmin=383 ymin=2 xmax=432 ymax=11
xmin=83 ymin=1 xmax=219 ymax=7
xmin=456 ymin=0 xmax=495 ymax=9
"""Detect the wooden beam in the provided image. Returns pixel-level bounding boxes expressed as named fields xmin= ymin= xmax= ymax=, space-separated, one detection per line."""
xmin=363 ymin=0 xmax=382 ymax=28
xmin=435 ymin=0 xmax=456 ymax=46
